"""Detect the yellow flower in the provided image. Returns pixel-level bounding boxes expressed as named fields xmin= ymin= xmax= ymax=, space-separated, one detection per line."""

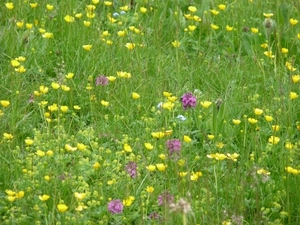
xmin=158 ymin=154 xmax=166 ymax=160
xmin=93 ymin=162 xmax=101 ymax=169
xmin=46 ymin=4 xmax=54 ymax=10
xmin=65 ymin=72 xmax=74 ymax=79
xmin=281 ymin=48 xmax=288 ymax=54
xmin=261 ymin=43 xmax=268 ymax=48
xmin=290 ymin=92 xmax=298 ymax=99
xmin=5 ymin=3 xmax=14 ymax=10
xmin=36 ymin=150 xmax=45 ymax=157
xmin=218 ymin=4 xmax=226 ymax=10
xmin=210 ymin=9 xmax=219 ymax=15
xmin=87 ymin=12 xmax=95 ymax=18
xmin=117 ymin=30 xmax=126 ymax=37
xmin=264 ymin=51 xmax=275 ymax=58
xmin=77 ymin=143 xmax=87 ymax=151
xmin=107 ymin=76 xmax=116 ymax=82
xmin=117 ymin=71 xmax=131 ymax=78
xmin=161 ymin=101 xmax=174 ymax=110
xmin=74 ymin=192 xmax=87 ymax=200
xmin=57 ymin=204 xmax=68 ymax=213
xmin=61 ymin=85 xmax=70 ymax=92
xmin=26 ymin=23 xmax=33 ymax=29
xmin=172 ymin=40 xmax=180 ymax=48
xmin=144 ymin=143 xmax=154 ymax=150
xmin=60 ymin=106 xmax=68 ymax=113
xmin=216 ymin=142 xmax=225 ymax=149
xmin=183 ymin=135 xmax=192 ymax=143
xmin=65 ymin=144 xmax=77 ymax=152
xmin=232 ymin=119 xmax=241 ymax=125
xmin=178 ymin=172 xmax=188 ymax=177
xmin=151 ymin=132 xmax=165 ymax=138
xmin=285 ymin=166 xmax=300 ymax=175
xmin=140 ymin=7 xmax=147 ymax=13
xmin=207 ymin=134 xmax=215 ymax=140
xmin=272 ymin=125 xmax=280 ymax=131
xmin=188 ymin=6 xmax=197 ymax=13
xmin=75 ymin=13 xmax=82 ymax=18
xmin=190 ymin=171 xmax=202 ymax=181
xmin=268 ymin=136 xmax=280 ymax=145
xmin=51 ymin=82 xmax=60 ymax=89
xmin=257 ymin=168 xmax=270 ymax=175
xmin=100 ymin=100 xmax=109 ymax=106
xmin=146 ymin=165 xmax=156 ymax=172
xmin=0 ymin=100 xmax=10 ymax=107
xmin=188 ymin=25 xmax=197 ymax=31
xmin=193 ymin=15 xmax=201 ymax=22
xmin=226 ymin=153 xmax=240 ymax=161
xmin=125 ymin=43 xmax=136 ymax=50
xmin=119 ymin=5 xmax=129 ymax=11
xmin=92 ymin=0 xmax=100 ymax=4
xmin=86 ymin=5 xmax=96 ymax=11
xmin=132 ymin=92 xmax=140 ymax=99
xmin=39 ymin=194 xmax=50 ymax=201
xmin=46 ymin=150 xmax=53 ymax=156
xmin=42 ymin=32 xmax=54 ymax=38
xmin=123 ymin=196 xmax=135 ymax=206
xmin=265 ymin=115 xmax=273 ymax=122
xmin=30 ymin=3 xmax=38 ymax=8
xmin=25 ymin=138 xmax=34 ymax=146
xmin=104 ymin=1 xmax=113 ymax=6
xmin=83 ymin=45 xmax=92 ymax=51
xmin=16 ymin=191 xmax=25 ymax=199
xmin=292 ymin=75 xmax=300 ymax=83
xmin=251 ymin=28 xmax=259 ymax=34
xmin=64 ymin=15 xmax=75 ymax=23
xmin=200 ymin=101 xmax=212 ymax=108
xmin=248 ymin=118 xmax=258 ymax=124
xmin=263 ymin=13 xmax=273 ymax=18
xmin=226 ymin=25 xmax=233 ymax=31
xmin=254 ymin=108 xmax=263 ymax=116
xmin=16 ymin=21 xmax=24 ymax=28
xmin=3 ymin=133 xmax=13 ymax=140
xmin=210 ymin=24 xmax=219 ymax=30
xmin=146 ymin=186 xmax=154 ymax=193
xmin=82 ymin=20 xmax=91 ymax=27
xmin=123 ymin=143 xmax=132 ymax=153
xmin=15 ymin=66 xmax=26 ymax=73
xmin=285 ymin=142 xmax=294 ymax=150
xmin=289 ymin=18 xmax=298 ymax=25
xmin=156 ymin=163 xmax=167 ymax=171
xmin=44 ymin=175 xmax=50 ymax=181
xmin=7 ymin=196 xmax=16 ymax=202
xmin=11 ymin=60 xmax=20 ymax=67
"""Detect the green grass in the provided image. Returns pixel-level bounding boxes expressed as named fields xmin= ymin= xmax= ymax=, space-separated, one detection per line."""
xmin=0 ymin=0 xmax=300 ymax=224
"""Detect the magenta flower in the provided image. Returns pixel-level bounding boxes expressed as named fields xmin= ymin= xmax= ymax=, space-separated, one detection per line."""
xmin=166 ymin=139 xmax=181 ymax=156
xmin=95 ymin=75 xmax=109 ymax=86
xmin=108 ymin=199 xmax=123 ymax=214
xmin=180 ymin=92 xmax=197 ymax=109
xmin=125 ymin=162 xmax=137 ymax=178
xmin=158 ymin=191 xmax=174 ymax=206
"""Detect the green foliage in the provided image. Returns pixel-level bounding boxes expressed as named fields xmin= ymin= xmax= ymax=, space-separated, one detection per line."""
xmin=0 ymin=0 xmax=300 ymax=225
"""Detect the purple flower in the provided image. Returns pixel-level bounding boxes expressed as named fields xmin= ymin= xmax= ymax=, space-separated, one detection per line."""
xmin=108 ymin=199 xmax=123 ymax=214
xmin=125 ymin=162 xmax=137 ymax=178
xmin=166 ymin=139 xmax=181 ymax=156
xmin=180 ymin=92 xmax=197 ymax=110
xmin=148 ymin=211 xmax=161 ymax=221
xmin=158 ymin=191 xmax=174 ymax=206
xmin=95 ymin=75 xmax=109 ymax=86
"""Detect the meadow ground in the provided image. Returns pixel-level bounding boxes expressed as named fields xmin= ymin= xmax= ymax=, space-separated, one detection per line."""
xmin=0 ymin=0 xmax=300 ymax=224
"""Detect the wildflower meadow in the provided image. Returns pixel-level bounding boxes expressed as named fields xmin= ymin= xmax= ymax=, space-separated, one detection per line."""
xmin=1 ymin=0 xmax=300 ymax=224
